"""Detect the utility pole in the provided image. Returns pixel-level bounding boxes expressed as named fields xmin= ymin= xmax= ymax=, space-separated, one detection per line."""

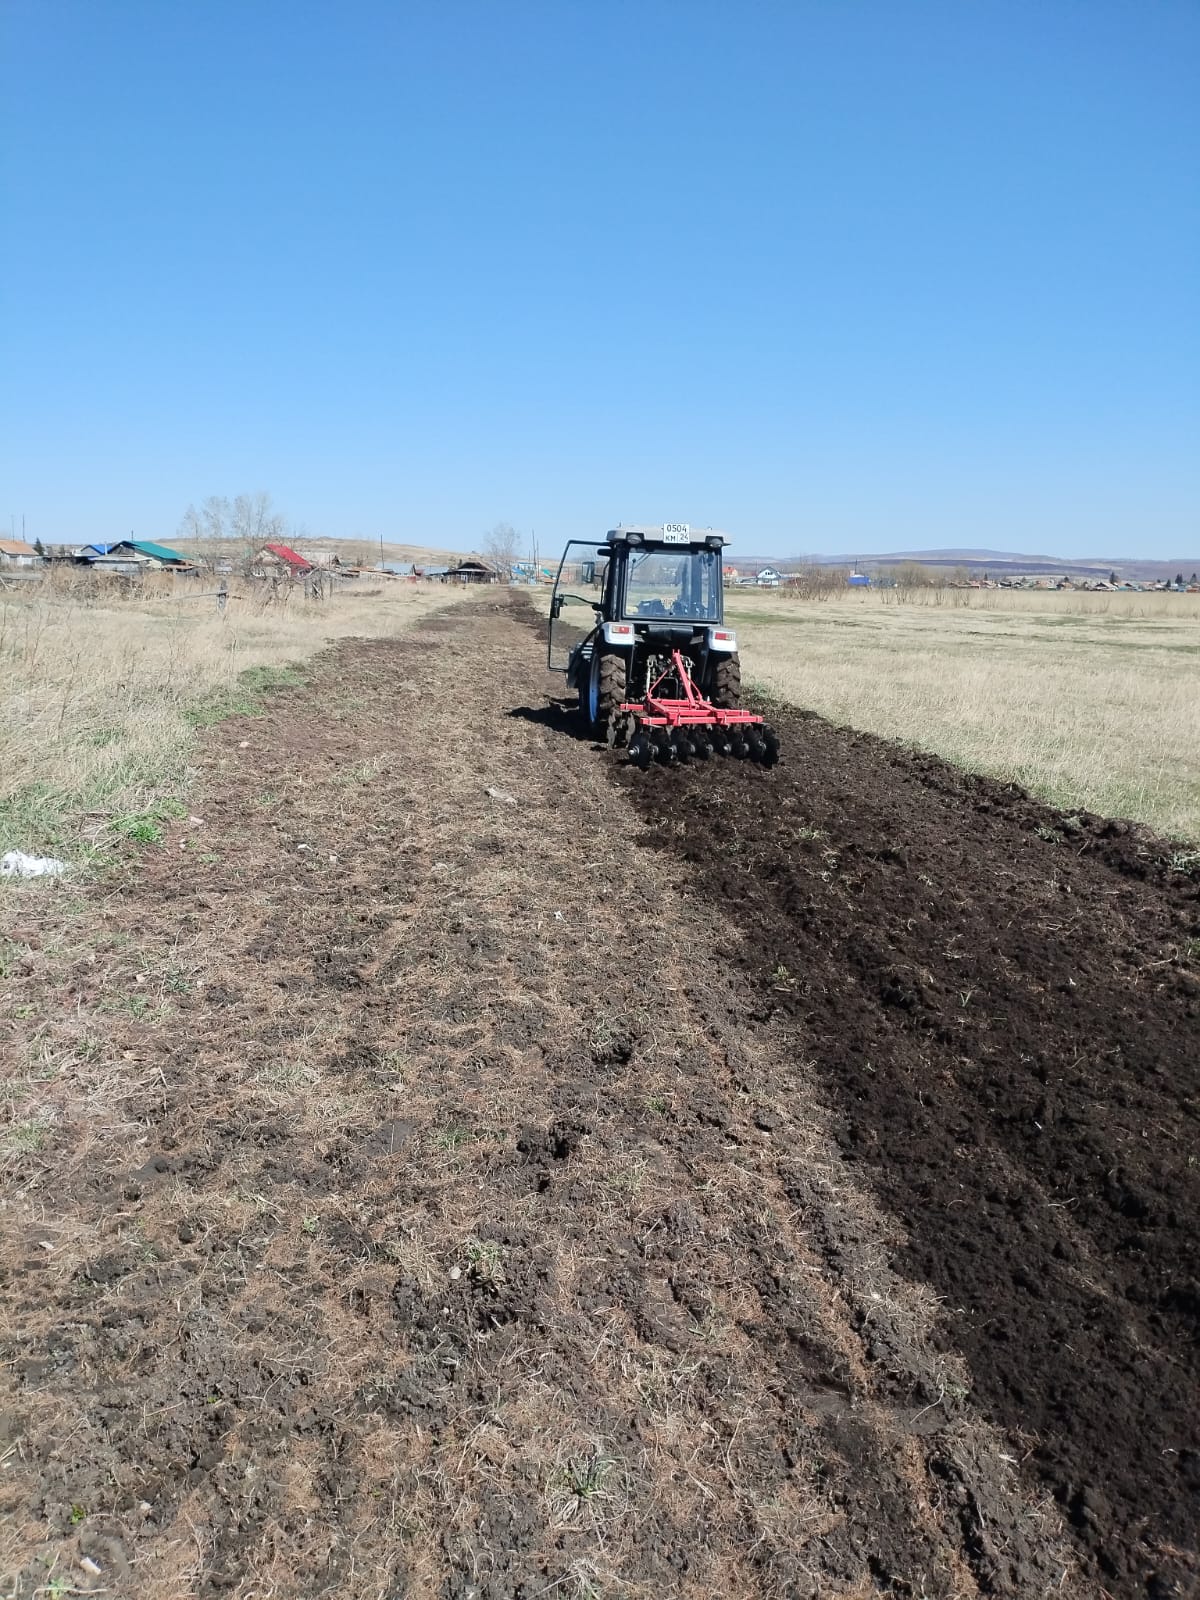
xmin=379 ymin=531 xmax=385 ymax=570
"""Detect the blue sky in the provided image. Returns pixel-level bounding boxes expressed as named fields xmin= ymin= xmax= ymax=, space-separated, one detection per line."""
xmin=2 ymin=0 xmax=1197 ymax=559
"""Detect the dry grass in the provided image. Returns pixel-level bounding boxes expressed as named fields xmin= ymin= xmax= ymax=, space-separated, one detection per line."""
xmin=0 ymin=569 xmax=475 ymax=861
xmin=726 ymin=586 xmax=1200 ymax=841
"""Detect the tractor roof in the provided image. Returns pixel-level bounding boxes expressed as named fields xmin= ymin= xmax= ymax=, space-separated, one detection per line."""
xmin=606 ymin=525 xmax=728 ymax=547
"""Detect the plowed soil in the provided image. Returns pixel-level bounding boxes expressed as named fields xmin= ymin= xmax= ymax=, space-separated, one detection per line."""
xmin=2 ymin=593 xmax=1197 ymax=1600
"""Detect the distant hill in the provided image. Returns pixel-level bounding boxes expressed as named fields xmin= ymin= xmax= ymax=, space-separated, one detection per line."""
xmin=729 ymin=548 xmax=1199 ymax=581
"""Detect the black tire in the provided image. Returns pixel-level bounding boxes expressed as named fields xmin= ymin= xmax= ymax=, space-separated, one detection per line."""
xmin=581 ymin=647 xmax=627 ymax=739
xmin=708 ymin=652 xmax=741 ymax=709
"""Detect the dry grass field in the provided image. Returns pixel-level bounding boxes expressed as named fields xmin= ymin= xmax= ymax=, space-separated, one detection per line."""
xmin=725 ymin=585 xmax=1200 ymax=842
xmin=0 ymin=571 xmax=476 ymax=862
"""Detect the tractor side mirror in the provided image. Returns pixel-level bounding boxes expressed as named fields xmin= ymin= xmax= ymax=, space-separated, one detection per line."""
xmin=550 ymin=596 xmax=563 ymax=620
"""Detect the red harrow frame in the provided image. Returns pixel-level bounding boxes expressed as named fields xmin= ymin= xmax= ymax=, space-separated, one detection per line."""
xmin=621 ymin=650 xmax=779 ymax=769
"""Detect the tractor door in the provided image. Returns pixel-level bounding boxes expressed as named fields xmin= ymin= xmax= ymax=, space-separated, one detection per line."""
xmin=548 ymin=541 xmax=606 ymax=671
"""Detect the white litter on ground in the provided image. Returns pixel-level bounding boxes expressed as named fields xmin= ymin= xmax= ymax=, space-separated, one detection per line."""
xmin=1 ymin=850 xmax=68 ymax=879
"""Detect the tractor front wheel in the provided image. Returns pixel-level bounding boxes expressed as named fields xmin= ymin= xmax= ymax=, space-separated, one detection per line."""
xmin=708 ymin=652 xmax=741 ymax=709
xmin=583 ymin=647 xmax=627 ymax=740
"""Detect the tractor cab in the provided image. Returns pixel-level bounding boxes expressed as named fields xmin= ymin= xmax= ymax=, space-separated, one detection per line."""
xmin=548 ymin=525 xmax=727 ymax=674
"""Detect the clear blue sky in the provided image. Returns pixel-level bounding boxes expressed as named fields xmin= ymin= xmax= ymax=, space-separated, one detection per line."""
xmin=2 ymin=0 xmax=1197 ymax=559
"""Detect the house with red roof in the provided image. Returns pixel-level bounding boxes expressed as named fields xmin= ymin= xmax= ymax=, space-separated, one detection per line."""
xmin=254 ymin=542 xmax=313 ymax=577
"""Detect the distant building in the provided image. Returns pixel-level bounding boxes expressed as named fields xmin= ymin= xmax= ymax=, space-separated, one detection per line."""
xmin=756 ymin=567 xmax=782 ymax=588
xmin=253 ymin=543 xmax=313 ymax=576
xmin=848 ymin=571 xmax=870 ymax=587
xmin=0 ymin=539 xmax=42 ymax=567
xmin=81 ymin=539 xmax=193 ymax=573
xmin=445 ymin=559 xmax=498 ymax=584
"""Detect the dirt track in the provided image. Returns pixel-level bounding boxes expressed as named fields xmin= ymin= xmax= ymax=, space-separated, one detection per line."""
xmin=2 ymin=594 xmax=1197 ymax=1599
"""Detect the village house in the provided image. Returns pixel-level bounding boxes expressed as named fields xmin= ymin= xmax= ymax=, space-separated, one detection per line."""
xmin=0 ymin=538 xmax=43 ymax=567
xmin=445 ymin=559 xmax=498 ymax=584
xmin=252 ymin=542 xmax=313 ymax=577
xmin=81 ymin=539 xmax=193 ymax=574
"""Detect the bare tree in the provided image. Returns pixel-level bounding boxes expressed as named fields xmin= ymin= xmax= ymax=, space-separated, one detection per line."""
xmin=485 ymin=521 xmax=519 ymax=580
xmin=177 ymin=503 xmax=204 ymax=542
xmin=201 ymin=495 xmax=231 ymax=543
xmin=232 ymin=491 xmax=284 ymax=549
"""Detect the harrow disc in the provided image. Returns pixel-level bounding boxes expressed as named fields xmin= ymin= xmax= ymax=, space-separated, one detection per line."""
xmin=627 ymin=733 xmax=653 ymax=770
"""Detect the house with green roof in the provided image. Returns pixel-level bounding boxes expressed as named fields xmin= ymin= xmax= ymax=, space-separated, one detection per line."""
xmin=82 ymin=539 xmax=194 ymax=572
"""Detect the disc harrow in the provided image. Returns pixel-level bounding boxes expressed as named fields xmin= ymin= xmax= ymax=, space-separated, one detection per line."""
xmin=621 ymin=650 xmax=779 ymax=770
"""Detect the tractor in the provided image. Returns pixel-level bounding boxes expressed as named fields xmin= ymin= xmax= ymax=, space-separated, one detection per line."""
xmin=547 ymin=524 xmax=779 ymax=767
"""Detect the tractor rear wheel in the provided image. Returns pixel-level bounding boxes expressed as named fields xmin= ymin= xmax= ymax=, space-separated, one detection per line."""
xmin=582 ymin=647 xmax=627 ymax=740
xmin=708 ymin=652 xmax=741 ymax=709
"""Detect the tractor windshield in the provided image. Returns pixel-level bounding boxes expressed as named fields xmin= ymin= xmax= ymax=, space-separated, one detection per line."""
xmin=621 ymin=547 xmax=720 ymax=622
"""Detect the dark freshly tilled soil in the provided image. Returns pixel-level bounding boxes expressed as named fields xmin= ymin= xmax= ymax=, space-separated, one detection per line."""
xmin=615 ymin=699 xmax=1200 ymax=1598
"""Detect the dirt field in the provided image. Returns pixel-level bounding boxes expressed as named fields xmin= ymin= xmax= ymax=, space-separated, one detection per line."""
xmin=2 ymin=594 xmax=1197 ymax=1599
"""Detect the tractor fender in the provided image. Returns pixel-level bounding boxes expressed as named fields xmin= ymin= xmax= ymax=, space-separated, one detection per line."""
xmin=601 ymin=621 xmax=636 ymax=647
xmin=565 ymin=635 xmax=591 ymax=690
xmin=706 ymin=626 xmax=738 ymax=653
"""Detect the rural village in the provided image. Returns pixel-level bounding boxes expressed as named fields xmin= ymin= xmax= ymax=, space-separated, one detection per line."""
xmin=1 ymin=534 xmax=1197 ymax=594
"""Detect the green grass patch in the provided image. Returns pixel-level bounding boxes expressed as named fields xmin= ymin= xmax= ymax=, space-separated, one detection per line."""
xmin=110 ymin=798 xmax=188 ymax=846
xmin=3 ymin=1115 xmax=53 ymax=1156
xmin=185 ymin=662 xmax=307 ymax=728
xmin=0 ymin=782 xmax=73 ymax=858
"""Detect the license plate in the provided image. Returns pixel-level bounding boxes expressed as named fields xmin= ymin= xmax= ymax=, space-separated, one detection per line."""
xmin=662 ymin=523 xmax=690 ymax=543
